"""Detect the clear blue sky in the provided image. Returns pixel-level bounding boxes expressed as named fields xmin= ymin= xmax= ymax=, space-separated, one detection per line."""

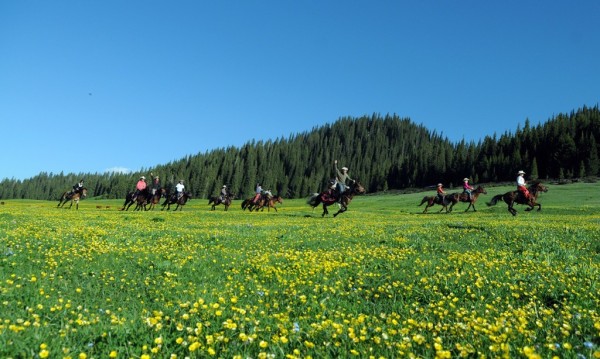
xmin=2 ymin=1 xmax=599 ymax=181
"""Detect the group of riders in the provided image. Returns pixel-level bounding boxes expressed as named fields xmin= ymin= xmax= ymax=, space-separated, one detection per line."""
xmin=64 ymin=163 xmax=537 ymax=212
xmin=132 ymin=173 xmax=185 ymax=201
xmin=64 ymin=159 xmax=358 ymax=209
xmin=434 ymin=169 xmax=534 ymax=205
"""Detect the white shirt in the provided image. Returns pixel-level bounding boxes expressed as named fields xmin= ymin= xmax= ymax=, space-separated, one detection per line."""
xmin=517 ymin=175 xmax=526 ymax=186
xmin=176 ymin=183 xmax=185 ymax=192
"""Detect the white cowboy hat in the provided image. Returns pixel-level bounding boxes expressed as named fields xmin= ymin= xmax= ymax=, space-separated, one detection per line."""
xmin=463 ymin=178 xmax=469 ymax=182
xmin=140 ymin=176 xmax=146 ymax=180
xmin=437 ymin=183 xmax=443 ymax=187
xmin=222 ymin=185 xmax=227 ymax=188
xmin=341 ymin=167 xmax=348 ymax=171
xmin=518 ymin=170 xmax=525 ymax=175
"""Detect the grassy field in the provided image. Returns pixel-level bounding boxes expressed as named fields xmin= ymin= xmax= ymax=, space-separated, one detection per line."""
xmin=1 ymin=182 xmax=599 ymax=358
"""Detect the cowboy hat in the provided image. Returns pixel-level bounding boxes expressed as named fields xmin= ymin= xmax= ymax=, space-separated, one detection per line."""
xmin=341 ymin=167 xmax=348 ymax=171
xmin=140 ymin=176 xmax=146 ymax=180
xmin=463 ymin=178 xmax=469 ymax=181
xmin=222 ymin=185 xmax=227 ymax=187
xmin=518 ymin=170 xmax=525 ymax=175
xmin=437 ymin=183 xmax=443 ymax=187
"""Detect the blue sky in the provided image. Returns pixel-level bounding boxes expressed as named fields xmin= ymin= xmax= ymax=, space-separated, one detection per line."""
xmin=1 ymin=1 xmax=599 ymax=181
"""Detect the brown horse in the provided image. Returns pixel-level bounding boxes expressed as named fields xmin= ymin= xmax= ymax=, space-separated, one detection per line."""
xmin=208 ymin=194 xmax=233 ymax=211
xmin=57 ymin=188 xmax=88 ymax=210
xmin=447 ymin=185 xmax=487 ymax=212
xmin=254 ymin=195 xmax=283 ymax=212
xmin=241 ymin=198 xmax=256 ymax=211
xmin=487 ymin=181 xmax=548 ymax=216
xmin=162 ymin=191 xmax=192 ymax=211
xmin=147 ymin=188 xmax=166 ymax=210
xmin=418 ymin=194 xmax=452 ymax=214
xmin=307 ymin=180 xmax=366 ymax=217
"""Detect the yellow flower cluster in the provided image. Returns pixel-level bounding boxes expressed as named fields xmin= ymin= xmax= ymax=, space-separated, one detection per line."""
xmin=0 ymin=194 xmax=599 ymax=358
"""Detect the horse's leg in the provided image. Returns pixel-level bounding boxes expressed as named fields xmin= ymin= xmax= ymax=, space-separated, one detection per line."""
xmin=333 ymin=204 xmax=347 ymax=217
xmin=508 ymin=201 xmax=517 ymax=216
xmin=322 ymin=203 xmax=329 ymax=217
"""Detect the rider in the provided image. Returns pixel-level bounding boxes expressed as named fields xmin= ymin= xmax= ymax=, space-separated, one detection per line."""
xmin=516 ymin=170 xmax=531 ymax=201
xmin=70 ymin=179 xmax=84 ymax=195
xmin=220 ymin=185 xmax=228 ymax=201
xmin=436 ymin=183 xmax=446 ymax=204
xmin=462 ymin=178 xmax=474 ymax=201
xmin=252 ymin=183 xmax=263 ymax=204
xmin=175 ymin=180 xmax=185 ymax=199
xmin=133 ymin=176 xmax=147 ymax=200
xmin=263 ymin=188 xmax=273 ymax=199
xmin=150 ymin=173 xmax=161 ymax=196
xmin=334 ymin=160 xmax=354 ymax=199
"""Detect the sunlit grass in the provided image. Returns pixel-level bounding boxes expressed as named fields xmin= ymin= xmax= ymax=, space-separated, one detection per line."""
xmin=1 ymin=182 xmax=599 ymax=358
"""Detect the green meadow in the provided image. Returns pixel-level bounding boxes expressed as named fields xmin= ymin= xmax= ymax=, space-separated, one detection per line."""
xmin=1 ymin=182 xmax=599 ymax=358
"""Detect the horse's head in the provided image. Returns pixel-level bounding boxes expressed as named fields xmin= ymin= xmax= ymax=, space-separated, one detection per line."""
xmin=81 ymin=188 xmax=88 ymax=198
xmin=275 ymin=196 xmax=283 ymax=204
xmin=351 ymin=181 xmax=366 ymax=194
xmin=475 ymin=186 xmax=487 ymax=194
xmin=531 ymin=181 xmax=548 ymax=193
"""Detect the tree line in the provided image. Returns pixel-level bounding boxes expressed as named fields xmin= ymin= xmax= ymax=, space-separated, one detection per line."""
xmin=1 ymin=105 xmax=599 ymax=201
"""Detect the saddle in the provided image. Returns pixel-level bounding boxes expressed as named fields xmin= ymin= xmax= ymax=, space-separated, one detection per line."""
xmin=320 ymin=189 xmax=337 ymax=204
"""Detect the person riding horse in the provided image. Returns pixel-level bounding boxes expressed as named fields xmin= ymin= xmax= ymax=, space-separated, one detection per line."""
xmin=462 ymin=178 xmax=474 ymax=201
xmin=220 ymin=185 xmax=229 ymax=201
xmin=70 ymin=179 xmax=85 ymax=196
xmin=516 ymin=170 xmax=532 ymax=203
xmin=333 ymin=160 xmax=354 ymax=201
xmin=132 ymin=176 xmax=147 ymax=201
xmin=252 ymin=183 xmax=263 ymax=204
xmin=436 ymin=183 xmax=446 ymax=204
xmin=175 ymin=180 xmax=185 ymax=199
xmin=150 ymin=173 xmax=161 ymax=196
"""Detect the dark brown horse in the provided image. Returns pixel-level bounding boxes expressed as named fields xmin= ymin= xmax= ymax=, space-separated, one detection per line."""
xmin=121 ymin=188 xmax=152 ymax=211
xmin=418 ymin=194 xmax=452 ymax=214
xmin=162 ymin=191 xmax=192 ymax=211
xmin=57 ymin=188 xmax=88 ymax=210
xmin=447 ymin=185 xmax=487 ymax=212
xmin=487 ymin=181 xmax=548 ymax=216
xmin=254 ymin=195 xmax=283 ymax=212
xmin=241 ymin=198 xmax=256 ymax=211
xmin=208 ymin=194 xmax=233 ymax=211
xmin=147 ymin=188 xmax=167 ymax=210
xmin=307 ymin=180 xmax=365 ymax=217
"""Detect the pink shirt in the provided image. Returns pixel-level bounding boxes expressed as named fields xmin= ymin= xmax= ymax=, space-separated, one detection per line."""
xmin=136 ymin=180 xmax=147 ymax=191
xmin=463 ymin=182 xmax=473 ymax=191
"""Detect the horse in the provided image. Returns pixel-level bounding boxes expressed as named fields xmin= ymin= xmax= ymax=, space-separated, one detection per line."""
xmin=418 ymin=194 xmax=452 ymax=214
xmin=162 ymin=191 xmax=192 ymax=211
xmin=447 ymin=185 xmax=488 ymax=212
xmin=241 ymin=198 xmax=256 ymax=211
xmin=208 ymin=194 xmax=233 ymax=211
xmin=57 ymin=188 xmax=88 ymax=210
xmin=147 ymin=188 xmax=167 ymax=211
xmin=254 ymin=195 xmax=283 ymax=212
xmin=307 ymin=180 xmax=366 ymax=217
xmin=487 ymin=181 xmax=548 ymax=216
xmin=120 ymin=188 xmax=151 ymax=211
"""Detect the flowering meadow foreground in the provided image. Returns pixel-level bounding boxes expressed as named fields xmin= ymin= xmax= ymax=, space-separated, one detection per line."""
xmin=1 ymin=183 xmax=599 ymax=359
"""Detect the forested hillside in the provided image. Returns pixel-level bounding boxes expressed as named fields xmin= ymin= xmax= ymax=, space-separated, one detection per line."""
xmin=2 ymin=105 xmax=599 ymax=200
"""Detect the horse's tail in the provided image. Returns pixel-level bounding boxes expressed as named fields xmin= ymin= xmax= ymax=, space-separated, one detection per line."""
xmin=487 ymin=194 xmax=503 ymax=207
xmin=208 ymin=197 xmax=214 ymax=205
xmin=307 ymin=193 xmax=320 ymax=207
xmin=418 ymin=196 xmax=428 ymax=206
